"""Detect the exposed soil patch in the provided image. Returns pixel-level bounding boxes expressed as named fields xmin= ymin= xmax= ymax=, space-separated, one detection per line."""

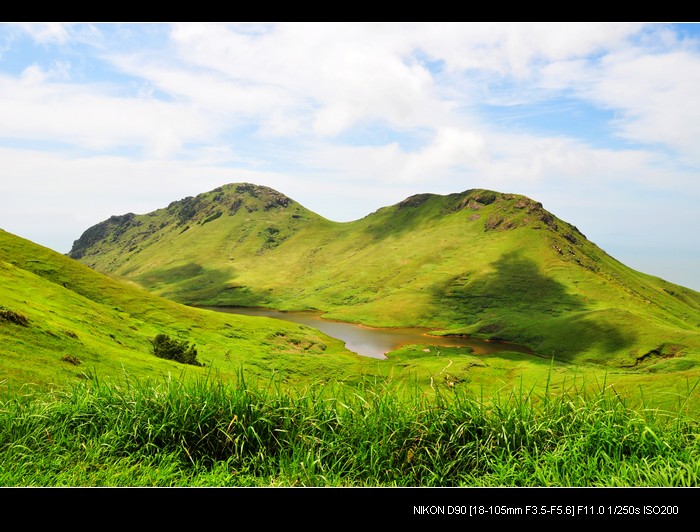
xmin=628 ymin=343 xmax=685 ymax=367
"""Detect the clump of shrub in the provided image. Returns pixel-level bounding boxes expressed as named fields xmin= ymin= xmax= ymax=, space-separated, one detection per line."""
xmin=152 ymin=334 xmax=203 ymax=367
xmin=0 ymin=305 xmax=29 ymax=327
xmin=264 ymin=226 xmax=280 ymax=243
xmin=61 ymin=355 xmax=82 ymax=366
xmin=201 ymin=211 xmax=223 ymax=225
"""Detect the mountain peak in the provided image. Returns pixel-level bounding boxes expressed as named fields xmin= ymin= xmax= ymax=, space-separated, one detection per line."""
xmin=67 ymin=183 xmax=307 ymax=262
xmin=164 ymin=183 xmax=295 ymax=223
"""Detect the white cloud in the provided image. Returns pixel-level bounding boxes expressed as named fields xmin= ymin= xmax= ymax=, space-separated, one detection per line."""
xmin=17 ymin=22 xmax=102 ymax=48
xmin=0 ymin=70 xmax=214 ymax=155
xmin=402 ymin=22 xmax=641 ymax=79
xmin=107 ymin=54 xmax=307 ymax=133
xmin=591 ymin=50 xmax=700 ymax=162
xmin=538 ymin=29 xmax=700 ymax=165
xmin=300 ymin=124 xmax=691 ymax=193
xmin=20 ymin=60 xmax=72 ymax=84
xmin=299 ymin=126 xmax=485 ymax=185
xmin=19 ymin=23 xmax=72 ymax=45
xmin=164 ymin=23 xmax=457 ymax=137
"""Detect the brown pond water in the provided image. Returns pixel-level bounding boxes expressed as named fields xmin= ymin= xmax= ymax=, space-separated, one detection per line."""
xmin=206 ymin=306 xmax=533 ymax=360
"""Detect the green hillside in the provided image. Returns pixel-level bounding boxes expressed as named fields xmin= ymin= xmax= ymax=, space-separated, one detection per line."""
xmin=69 ymin=183 xmax=700 ymax=369
xmin=4 ymin=190 xmax=700 ymax=486
xmin=0 ymin=229 xmax=367 ymax=392
xmin=3 ymin=224 xmax=700 ymax=414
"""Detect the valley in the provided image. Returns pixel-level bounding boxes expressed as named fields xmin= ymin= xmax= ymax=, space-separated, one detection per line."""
xmin=3 ymin=183 xmax=700 ymax=487
xmin=68 ymin=183 xmax=700 ymax=370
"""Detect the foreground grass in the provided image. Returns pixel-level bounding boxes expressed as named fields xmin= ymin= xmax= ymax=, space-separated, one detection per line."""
xmin=1 ymin=373 xmax=698 ymax=487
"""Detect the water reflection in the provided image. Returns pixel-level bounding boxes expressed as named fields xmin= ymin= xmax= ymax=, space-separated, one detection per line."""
xmin=206 ymin=306 xmax=532 ymax=360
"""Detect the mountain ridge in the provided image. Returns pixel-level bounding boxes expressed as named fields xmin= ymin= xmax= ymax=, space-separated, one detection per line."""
xmin=68 ymin=182 xmax=700 ymax=367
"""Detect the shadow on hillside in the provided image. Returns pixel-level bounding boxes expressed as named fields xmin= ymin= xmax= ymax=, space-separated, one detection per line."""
xmin=430 ymin=251 xmax=636 ymax=359
xmin=136 ymin=262 xmax=272 ymax=306
xmin=362 ymin=195 xmax=443 ymax=242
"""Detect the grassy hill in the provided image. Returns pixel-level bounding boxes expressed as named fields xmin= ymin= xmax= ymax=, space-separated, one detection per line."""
xmin=0 ymin=229 xmax=369 ymax=392
xmin=4 ymin=195 xmax=700 ymax=487
xmin=2 ymin=224 xmax=700 ymax=416
xmin=4 ymin=213 xmax=700 ymax=491
xmin=69 ymin=183 xmax=700 ymax=369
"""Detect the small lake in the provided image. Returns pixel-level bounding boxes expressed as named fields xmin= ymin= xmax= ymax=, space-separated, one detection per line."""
xmin=206 ymin=306 xmax=533 ymax=360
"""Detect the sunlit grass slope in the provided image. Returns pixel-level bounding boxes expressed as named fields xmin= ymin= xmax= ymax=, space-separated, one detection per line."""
xmin=69 ymin=183 xmax=700 ymax=369
xmin=0 ymin=229 xmax=369 ymax=392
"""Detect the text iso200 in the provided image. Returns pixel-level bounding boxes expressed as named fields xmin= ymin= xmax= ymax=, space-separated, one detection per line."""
xmin=643 ymin=506 xmax=679 ymax=515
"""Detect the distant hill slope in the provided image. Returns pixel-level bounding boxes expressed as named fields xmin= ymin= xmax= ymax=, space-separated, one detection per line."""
xmin=0 ymin=229 xmax=363 ymax=390
xmin=69 ymin=183 xmax=700 ymax=367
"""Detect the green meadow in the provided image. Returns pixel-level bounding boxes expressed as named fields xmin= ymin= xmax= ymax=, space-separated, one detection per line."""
xmin=2 ymin=183 xmax=700 ymax=486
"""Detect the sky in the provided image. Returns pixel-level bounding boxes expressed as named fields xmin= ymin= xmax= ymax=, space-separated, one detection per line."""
xmin=1 ymin=22 xmax=700 ymax=291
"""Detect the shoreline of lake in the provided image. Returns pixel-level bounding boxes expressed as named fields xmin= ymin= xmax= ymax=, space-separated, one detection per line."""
xmin=201 ymin=305 xmax=533 ymax=360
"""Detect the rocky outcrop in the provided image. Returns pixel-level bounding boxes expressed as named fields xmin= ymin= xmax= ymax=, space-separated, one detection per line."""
xmin=69 ymin=213 xmax=138 ymax=259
